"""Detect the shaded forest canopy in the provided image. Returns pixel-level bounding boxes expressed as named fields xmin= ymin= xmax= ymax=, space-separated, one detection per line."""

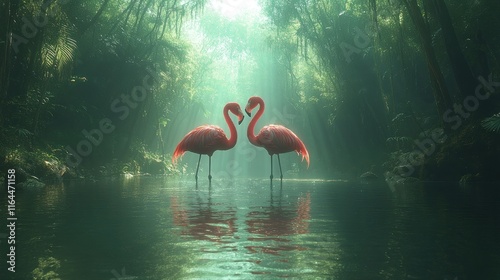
xmin=0 ymin=0 xmax=499 ymax=184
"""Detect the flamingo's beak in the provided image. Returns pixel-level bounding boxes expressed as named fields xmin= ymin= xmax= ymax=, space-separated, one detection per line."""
xmin=238 ymin=116 xmax=244 ymax=125
xmin=245 ymin=109 xmax=251 ymax=117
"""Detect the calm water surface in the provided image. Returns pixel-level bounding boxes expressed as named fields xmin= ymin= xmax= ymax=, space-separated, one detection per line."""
xmin=1 ymin=177 xmax=500 ymax=279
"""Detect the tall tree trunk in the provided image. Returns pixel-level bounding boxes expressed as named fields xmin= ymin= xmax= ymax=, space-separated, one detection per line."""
xmin=402 ymin=0 xmax=453 ymax=127
xmin=78 ymin=0 xmax=111 ymax=37
xmin=0 ymin=0 xmax=13 ymax=125
xmin=432 ymin=0 xmax=476 ymax=98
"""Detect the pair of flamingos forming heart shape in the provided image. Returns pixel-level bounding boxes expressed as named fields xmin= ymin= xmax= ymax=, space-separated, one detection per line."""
xmin=172 ymin=96 xmax=310 ymax=183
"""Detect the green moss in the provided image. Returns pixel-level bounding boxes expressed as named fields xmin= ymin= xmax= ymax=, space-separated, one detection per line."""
xmin=2 ymin=147 xmax=67 ymax=183
xmin=32 ymin=257 xmax=61 ymax=280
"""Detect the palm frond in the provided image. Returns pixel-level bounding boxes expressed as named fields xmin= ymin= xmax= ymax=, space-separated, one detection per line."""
xmin=56 ymin=25 xmax=77 ymax=72
xmin=17 ymin=128 xmax=34 ymax=139
xmin=481 ymin=113 xmax=500 ymax=133
xmin=41 ymin=23 xmax=77 ymax=79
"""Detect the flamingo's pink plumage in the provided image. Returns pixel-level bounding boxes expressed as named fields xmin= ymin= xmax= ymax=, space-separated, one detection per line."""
xmin=172 ymin=102 xmax=244 ymax=181
xmin=245 ymin=96 xmax=310 ymax=181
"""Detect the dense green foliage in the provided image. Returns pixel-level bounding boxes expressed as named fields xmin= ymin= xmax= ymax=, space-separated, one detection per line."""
xmin=1 ymin=0 xmax=206 ymax=178
xmin=1 ymin=0 xmax=499 ymax=182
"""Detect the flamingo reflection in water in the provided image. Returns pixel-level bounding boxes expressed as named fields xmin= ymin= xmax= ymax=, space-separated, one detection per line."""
xmin=169 ymin=190 xmax=311 ymax=258
xmin=245 ymin=192 xmax=311 ymax=256
xmin=170 ymin=195 xmax=237 ymax=245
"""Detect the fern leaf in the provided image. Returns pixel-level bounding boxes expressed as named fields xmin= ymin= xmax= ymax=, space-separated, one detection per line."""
xmin=481 ymin=113 xmax=500 ymax=133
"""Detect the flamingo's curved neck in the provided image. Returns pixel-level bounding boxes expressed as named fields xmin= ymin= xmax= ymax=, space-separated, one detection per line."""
xmin=224 ymin=105 xmax=238 ymax=149
xmin=247 ymin=97 xmax=264 ymax=146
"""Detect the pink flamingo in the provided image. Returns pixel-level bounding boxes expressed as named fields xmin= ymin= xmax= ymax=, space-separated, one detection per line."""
xmin=245 ymin=96 xmax=309 ymax=182
xmin=172 ymin=102 xmax=244 ymax=182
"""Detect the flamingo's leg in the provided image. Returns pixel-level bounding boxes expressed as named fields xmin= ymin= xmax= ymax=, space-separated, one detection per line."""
xmin=195 ymin=154 xmax=201 ymax=182
xmin=277 ymin=154 xmax=283 ymax=181
xmin=270 ymin=155 xmax=274 ymax=180
xmin=208 ymin=155 xmax=212 ymax=181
